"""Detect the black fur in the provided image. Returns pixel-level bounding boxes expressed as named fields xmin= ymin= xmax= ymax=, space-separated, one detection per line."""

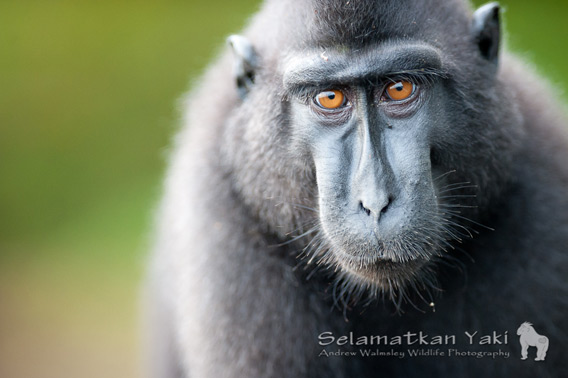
xmin=146 ymin=1 xmax=568 ymax=377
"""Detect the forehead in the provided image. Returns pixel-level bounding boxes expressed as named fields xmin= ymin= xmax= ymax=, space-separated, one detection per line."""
xmin=306 ymin=0 xmax=451 ymax=47
xmin=273 ymin=0 xmax=473 ymax=59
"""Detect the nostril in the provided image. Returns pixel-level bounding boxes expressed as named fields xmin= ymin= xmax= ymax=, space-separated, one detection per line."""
xmin=359 ymin=201 xmax=371 ymax=216
xmin=359 ymin=196 xmax=393 ymax=219
xmin=380 ymin=196 xmax=394 ymax=215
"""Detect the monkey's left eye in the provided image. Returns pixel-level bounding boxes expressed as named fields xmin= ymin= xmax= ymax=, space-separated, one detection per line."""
xmin=383 ymin=80 xmax=416 ymax=102
xmin=314 ymin=89 xmax=346 ymax=110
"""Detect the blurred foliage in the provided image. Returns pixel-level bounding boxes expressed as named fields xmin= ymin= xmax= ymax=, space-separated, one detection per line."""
xmin=0 ymin=1 xmax=260 ymax=377
xmin=0 ymin=0 xmax=566 ymax=377
xmin=0 ymin=0 xmax=258 ymax=248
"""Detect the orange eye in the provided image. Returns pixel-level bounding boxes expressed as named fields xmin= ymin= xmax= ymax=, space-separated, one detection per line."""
xmin=315 ymin=89 xmax=345 ymax=109
xmin=385 ymin=80 xmax=415 ymax=101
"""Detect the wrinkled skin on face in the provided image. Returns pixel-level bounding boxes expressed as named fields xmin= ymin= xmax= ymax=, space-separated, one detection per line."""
xmin=284 ymin=44 xmax=448 ymax=288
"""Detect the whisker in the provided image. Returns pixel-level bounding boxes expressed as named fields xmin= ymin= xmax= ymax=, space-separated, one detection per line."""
xmin=438 ymin=185 xmax=478 ymax=194
xmin=270 ymin=226 xmax=318 ymax=247
xmin=444 ymin=212 xmax=495 ymax=231
xmin=433 ymin=169 xmax=457 ymax=182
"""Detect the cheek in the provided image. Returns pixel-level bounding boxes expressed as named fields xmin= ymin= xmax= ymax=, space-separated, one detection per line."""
xmin=314 ymin=153 xmax=350 ymax=215
xmin=312 ymin=145 xmax=355 ymax=235
xmin=385 ymin=131 xmax=438 ymax=224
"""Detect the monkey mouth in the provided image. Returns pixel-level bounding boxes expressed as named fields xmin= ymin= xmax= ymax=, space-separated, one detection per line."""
xmin=316 ymin=212 xmax=445 ymax=291
xmin=325 ymin=236 xmax=438 ymax=290
xmin=330 ymin=232 xmax=439 ymax=264
xmin=329 ymin=253 xmax=439 ymax=312
xmin=336 ymin=252 xmax=429 ymax=285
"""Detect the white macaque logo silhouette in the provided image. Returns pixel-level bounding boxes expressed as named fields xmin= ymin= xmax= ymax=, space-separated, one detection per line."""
xmin=516 ymin=322 xmax=549 ymax=361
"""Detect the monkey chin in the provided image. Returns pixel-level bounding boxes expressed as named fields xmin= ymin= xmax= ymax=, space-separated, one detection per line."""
xmin=328 ymin=243 xmax=438 ymax=303
xmin=338 ymin=255 xmax=430 ymax=289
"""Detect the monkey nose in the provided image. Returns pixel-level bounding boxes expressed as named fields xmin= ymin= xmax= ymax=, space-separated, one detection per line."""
xmin=358 ymin=194 xmax=393 ymax=222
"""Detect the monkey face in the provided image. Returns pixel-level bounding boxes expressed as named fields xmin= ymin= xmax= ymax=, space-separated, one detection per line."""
xmin=283 ymin=44 xmax=463 ymax=291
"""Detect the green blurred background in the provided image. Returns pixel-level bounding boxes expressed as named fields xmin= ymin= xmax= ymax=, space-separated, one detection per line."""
xmin=0 ymin=1 xmax=566 ymax=377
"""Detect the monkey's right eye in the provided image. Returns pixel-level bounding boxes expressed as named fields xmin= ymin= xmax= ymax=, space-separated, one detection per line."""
xmin=314 ymin=90 xmax=346 ymax=110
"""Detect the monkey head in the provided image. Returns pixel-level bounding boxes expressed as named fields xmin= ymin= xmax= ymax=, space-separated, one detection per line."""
xmin=223 ymin=1 xmax=522 ymax=303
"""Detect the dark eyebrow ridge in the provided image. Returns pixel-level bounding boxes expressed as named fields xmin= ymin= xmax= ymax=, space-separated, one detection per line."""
xmin=282 ymin=43 xmax=447 ymax=97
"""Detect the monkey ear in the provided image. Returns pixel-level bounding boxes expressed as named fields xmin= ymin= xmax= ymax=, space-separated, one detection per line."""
xmin=227 ymin=35 xmax=259 ymax=98
xmin=472 ymin=2 xmax=501 ymax=64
